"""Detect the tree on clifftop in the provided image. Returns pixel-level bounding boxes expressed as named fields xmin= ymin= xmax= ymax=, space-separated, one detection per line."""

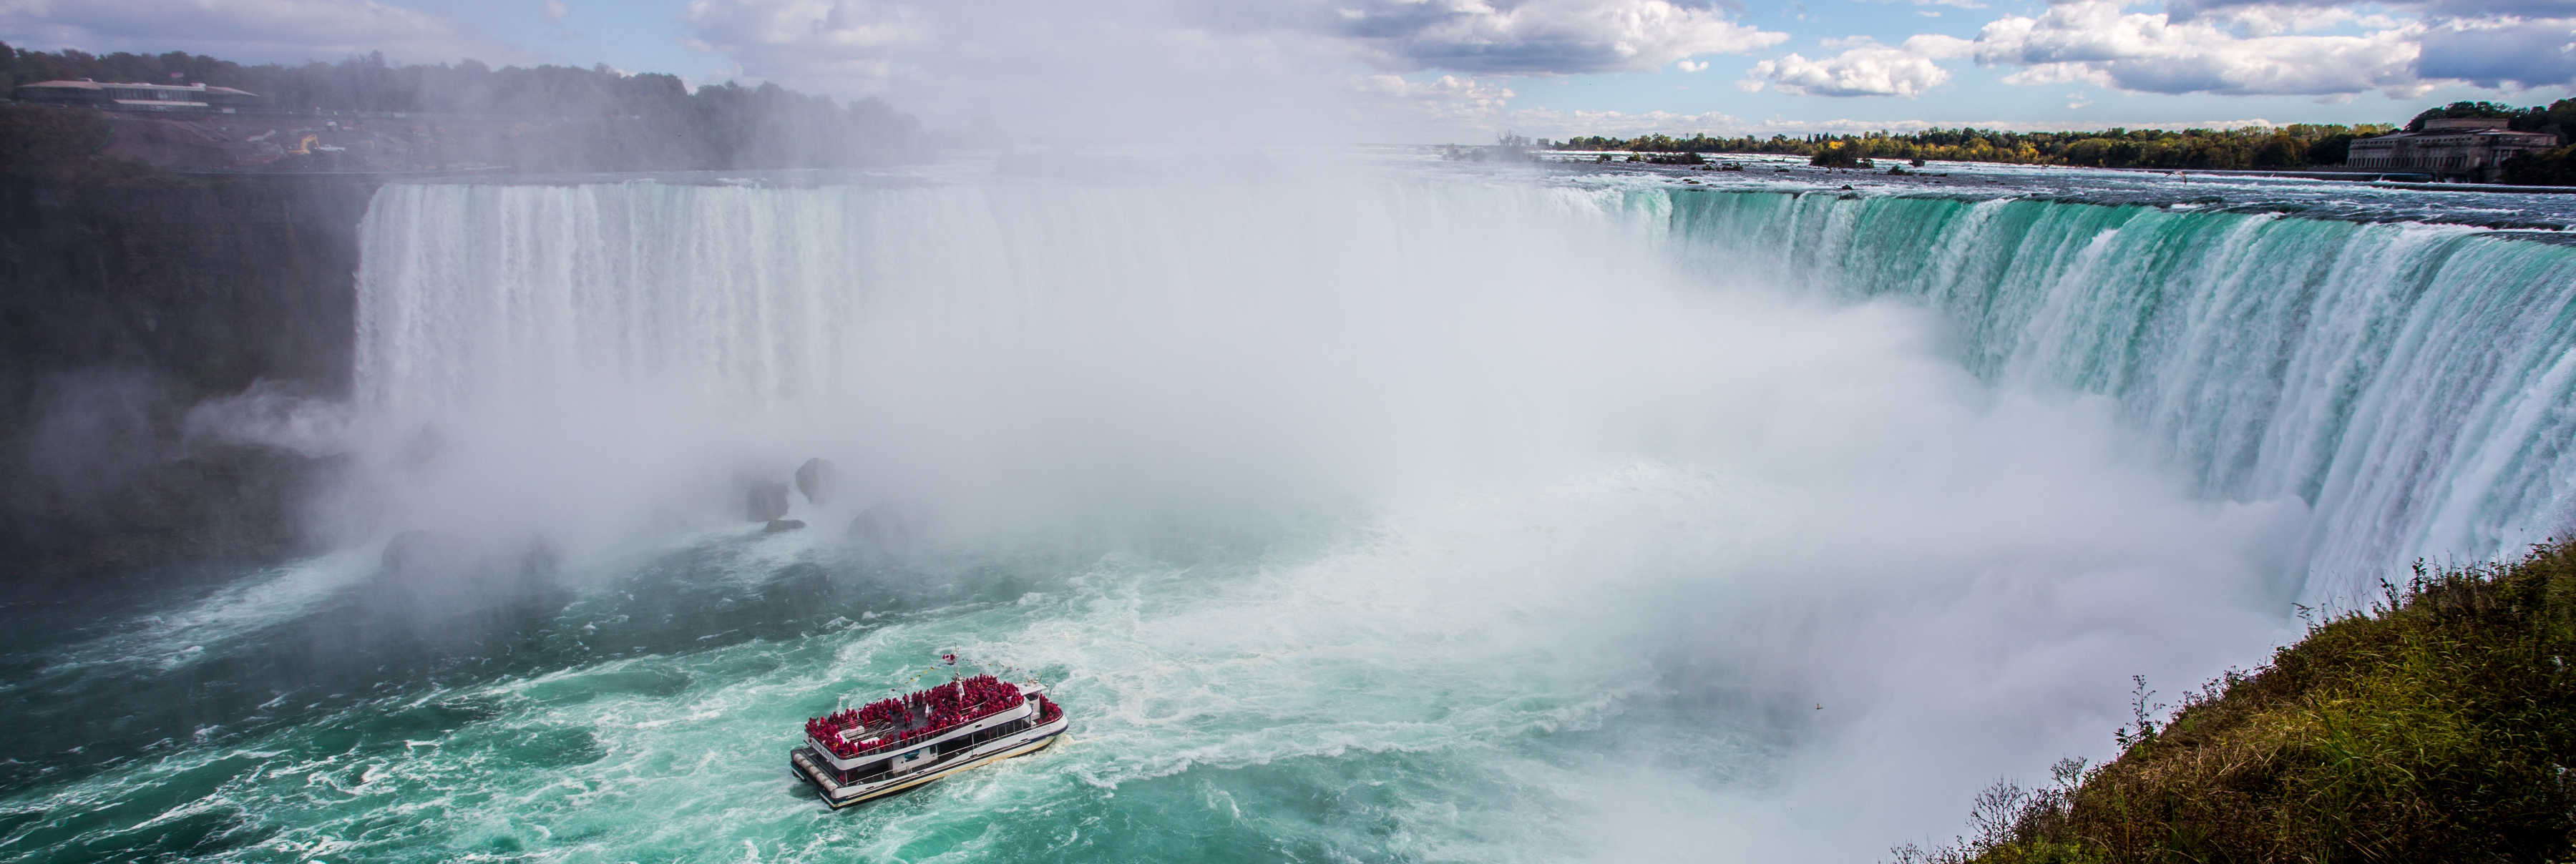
xmin=2406 ymin=99 xmax=2576 ymax=139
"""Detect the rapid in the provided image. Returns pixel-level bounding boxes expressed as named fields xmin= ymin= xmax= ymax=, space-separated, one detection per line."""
xmin=3 ymin=159 xmax=2572 ymax=862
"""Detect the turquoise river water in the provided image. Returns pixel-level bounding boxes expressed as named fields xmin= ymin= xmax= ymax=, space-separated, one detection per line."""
xmin=4 ymin=159 xmax=2575 ymax=862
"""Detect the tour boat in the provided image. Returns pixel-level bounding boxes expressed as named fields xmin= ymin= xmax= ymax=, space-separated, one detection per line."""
xmin=790 ymin=673 xmax=1068 ymax=808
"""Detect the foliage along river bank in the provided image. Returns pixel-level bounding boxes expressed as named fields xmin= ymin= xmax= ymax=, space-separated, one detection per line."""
xmin=1908 ymin=539 xmax=2576 ymax=863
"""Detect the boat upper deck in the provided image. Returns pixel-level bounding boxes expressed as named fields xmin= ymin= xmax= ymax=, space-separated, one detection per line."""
xmin=806 ymin=674 xmax=1033 ymax=761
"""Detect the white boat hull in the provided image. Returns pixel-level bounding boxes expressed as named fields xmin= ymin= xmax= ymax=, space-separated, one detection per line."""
xmin=793 ymin=712 xmax=1070 ymax=809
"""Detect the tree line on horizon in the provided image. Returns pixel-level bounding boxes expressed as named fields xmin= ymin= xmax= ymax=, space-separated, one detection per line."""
xmin=0 ymin=44 xmax=927 ymax=172
xmin=1556 ymin=99 xmax=2576 ymax=184
xmin=1558 ymin=125 xmax=2389 ymax=171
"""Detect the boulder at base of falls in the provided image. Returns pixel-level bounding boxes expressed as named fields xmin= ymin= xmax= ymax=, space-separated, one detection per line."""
xmin=381 ymin=529 xmax=467 ymax=577
xmin=379 ymin=530 xmax=560 ymax=595
xmin=848 ymin=509 xmax=891 ymax=546
xmin=794 ymin=457 xmax=838 ymax=506
xmin=765 ymin=519 xmax=806 ymax=533
xmin=337 ymin=529 xmax=570 ymax=655
xmin=745 ymin=479 xmax=791 ymax=521
xmin=367 ymin=529 xmax=566 ymax=634
xmin=847 ymin=504 xmax=928 ymax=555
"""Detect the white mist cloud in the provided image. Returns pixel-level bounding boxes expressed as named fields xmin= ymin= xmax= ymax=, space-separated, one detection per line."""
xmin=338 ymin=170 xmax=2305 ymax=858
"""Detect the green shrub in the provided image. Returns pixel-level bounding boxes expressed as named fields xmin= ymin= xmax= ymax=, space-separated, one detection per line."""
xmin=0 ymin=103 xmax=109 ymax=171
xmin=1810 ymin=143 xmax=1862 ymax=167
xmin=1920 ymin=541 xmax=2576 ymax=864
xmin=2504 ymin=146 xmax=2576 ymax=187
xmin=0 ymin=103 xmax=163 ymax=183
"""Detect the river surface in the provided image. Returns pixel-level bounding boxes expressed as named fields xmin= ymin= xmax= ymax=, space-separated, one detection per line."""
xmin=4 ymin=153 xmax=2572 ymax=862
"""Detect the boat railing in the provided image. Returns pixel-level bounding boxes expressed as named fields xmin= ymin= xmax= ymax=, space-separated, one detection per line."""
xmin=805 ymin=707 xmax=1066 ymax=787
xmin=804 ymin=674 xmax=1039 ymax=763
xmin=829 ymin=699 xmax=1025 ymax=757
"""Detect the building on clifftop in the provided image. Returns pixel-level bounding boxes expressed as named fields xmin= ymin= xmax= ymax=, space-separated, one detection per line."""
xmin=2343 ymin=118 xmax=2562 ymax=182
xmin=10 ymin=79 xmax=263 ymax=113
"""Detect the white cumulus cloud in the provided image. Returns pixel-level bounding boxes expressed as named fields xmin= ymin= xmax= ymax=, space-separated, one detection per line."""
xmin=1967 ymin=0 xmax=2434 ymax=97
xmin=1506 ymin=106 xmax=1750 ymax=137
xmin=1262 ymin=0 xmax=1788 ymax=74
xmin=2415 ymin=14 xmax=2576 ymax=90
xmin=2166 ymin=0 xmax=2576 ymax=22
xmin=0 ymin=0 xmax=514 ymax=64
xmin=1511 ymin=109 xmax=2285 ymax=138
xmin=1827 ymin=0 xmax=2575 ymax=100
xmin=680 ymin=0 xmax=932 ymax=86
xmin=1360 ymin=72 xmax=1518 ymax=116
xmin=1740 ymin=34 xmax=1970 ymax=97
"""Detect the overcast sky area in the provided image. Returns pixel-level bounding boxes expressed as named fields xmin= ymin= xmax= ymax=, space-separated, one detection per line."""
xmin=1 ymin=0 xmax=2570 ymax=141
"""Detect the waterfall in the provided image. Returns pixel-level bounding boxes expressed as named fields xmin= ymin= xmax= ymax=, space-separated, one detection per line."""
xmin=353 ymin=177 xmax=2576 ymax=601
xmin=1654 ymin=190 xmax=2576 ymax=598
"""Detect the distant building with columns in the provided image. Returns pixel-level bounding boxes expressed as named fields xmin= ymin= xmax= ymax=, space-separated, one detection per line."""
xmin=2344 ymin=118 xmax=2562 ymax=182
xmin=11 ymin=79 xmax=263 ymax=113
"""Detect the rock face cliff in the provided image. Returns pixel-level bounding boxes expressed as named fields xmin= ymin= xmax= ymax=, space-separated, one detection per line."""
xmin=0 ymin=174 xmax=378 ymax=588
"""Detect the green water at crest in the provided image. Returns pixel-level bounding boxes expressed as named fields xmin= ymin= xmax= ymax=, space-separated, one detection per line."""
xmin=6 ymin=173 xmax=2575 ymax=863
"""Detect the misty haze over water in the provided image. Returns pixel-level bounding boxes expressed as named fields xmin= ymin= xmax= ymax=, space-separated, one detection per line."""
xmin=6 ymin=0 xmax=2576 ymax=856
xmin=1 ymin=152 xmax=2572 ymax=859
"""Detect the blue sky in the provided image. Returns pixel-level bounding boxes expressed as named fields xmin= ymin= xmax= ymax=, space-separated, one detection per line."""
xmin=3 ymin=0 xmax=2570 ymax=140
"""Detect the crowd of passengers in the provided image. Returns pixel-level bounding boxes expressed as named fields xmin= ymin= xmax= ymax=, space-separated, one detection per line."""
xmin=806 ymin=674 xmax=1027 ymax=760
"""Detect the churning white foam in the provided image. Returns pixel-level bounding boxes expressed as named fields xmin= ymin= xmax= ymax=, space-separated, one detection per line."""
xmin=312 ymin=165 xmax=2313 ymax=856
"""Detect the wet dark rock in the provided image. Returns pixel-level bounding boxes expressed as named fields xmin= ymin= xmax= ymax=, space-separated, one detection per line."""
xmin=361 ymin=530 xmax=567 ymax=643
xmin=848 ymin=510 xmax=889 ymax=545
xmin=364 ymin=529 xmax=563 ymax=637
xmin=794 ymin=457 xmax=838 ymax=506
xmin=381 ymin=529 xmax=461 ymax=574
xmin=400 ymin=424 xmax=444 ymax=471
xmin=764 ymin=519 xmax=806 ymax=533
xmin=846 ymin=504 xmax=927 ymax=556
xmin=0 ymin=173 xmax=378 ymax=586
xmin=745 ymin=479 xmax=791 ymax=521
xmin=376 ymin=531 xmax=559 ymax=597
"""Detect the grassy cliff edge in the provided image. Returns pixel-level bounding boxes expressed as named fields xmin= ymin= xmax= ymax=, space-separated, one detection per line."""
xmin=1916 ymin=541 xmax=2576 ymax=863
